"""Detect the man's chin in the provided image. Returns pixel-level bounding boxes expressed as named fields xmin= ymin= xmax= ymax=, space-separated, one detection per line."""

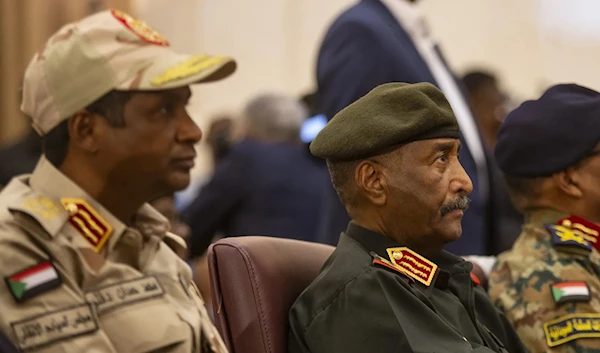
xmin=166 ymin=171 xmax=191 ymax=192
xmin=440 ymin=224 xmax=462 ymax=244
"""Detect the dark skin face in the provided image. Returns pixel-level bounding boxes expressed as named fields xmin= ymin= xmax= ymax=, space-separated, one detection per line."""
xmin=62 ymin=86 xmax=202 ymax=222
xmin=352 ymin=138 xmax=473 ymax=256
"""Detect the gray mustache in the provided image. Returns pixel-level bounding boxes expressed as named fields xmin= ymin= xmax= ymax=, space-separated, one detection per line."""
xmin=440 ymin=195 xmax=471 ymax=216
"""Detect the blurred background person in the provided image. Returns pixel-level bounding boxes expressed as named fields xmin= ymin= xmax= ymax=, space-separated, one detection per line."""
xmin=314 ymin=0 xmax=498 ymax=256
xmin=182 ymin=93 xmax=329 ymax=260
xmin=0 ymin=127 xmax=41 ymax=187
xmin=205 ymin=114 xmax=235 ymax=167
xmin=462 ymin=69 xmax=523 ymax=256
xmin=462 ymin=70 xmax=509 ymax=151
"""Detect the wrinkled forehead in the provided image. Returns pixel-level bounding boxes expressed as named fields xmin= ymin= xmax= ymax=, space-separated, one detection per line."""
xmin=371 ymin=137 xmax=461 ymax=161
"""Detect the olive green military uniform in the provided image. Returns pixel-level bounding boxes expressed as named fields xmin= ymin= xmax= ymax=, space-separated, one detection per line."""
xmin=0 ymin=157 xmax=227 ymax=352
xmin=289 ymin=223 xmax=527 ymax=353
xmin=289 ymin=83 xmax=527 ymax=353
xmin=490 ymin=209 xmax=600 ymax=352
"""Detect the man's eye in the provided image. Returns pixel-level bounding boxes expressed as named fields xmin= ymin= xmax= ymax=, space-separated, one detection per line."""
xmin=436 ymin=153 xmax=449 ymax=163
xmin=160 ymin=102 xmax=175 ymax=115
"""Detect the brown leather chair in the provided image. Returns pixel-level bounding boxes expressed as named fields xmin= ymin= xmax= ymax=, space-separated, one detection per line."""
xmin=208 ymin=236 xmax=334 ymax=353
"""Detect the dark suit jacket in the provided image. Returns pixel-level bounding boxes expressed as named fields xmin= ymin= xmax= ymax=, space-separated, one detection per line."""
xmin=182 ymin=140 xmax=330 ymax=257
xmin=315 ymin=0 xmax=516 ymax=255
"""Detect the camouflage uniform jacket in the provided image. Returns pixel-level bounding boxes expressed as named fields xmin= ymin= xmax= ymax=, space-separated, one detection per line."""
xmin=489 ymin=208 xmax=600 ymax=352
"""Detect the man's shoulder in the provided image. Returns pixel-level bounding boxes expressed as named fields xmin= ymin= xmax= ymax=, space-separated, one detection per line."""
xmin=324 ymin=0 xmax=389 ymax=37
xmin=290 ymin=237 xmax=410 ymax=333
xmin=0 ymin=177 xmax=69 ymax=239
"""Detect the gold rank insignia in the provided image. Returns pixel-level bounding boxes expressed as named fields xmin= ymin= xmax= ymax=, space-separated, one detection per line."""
xmin=111 ymin=9 xmax=169 ymax=46
xmin=546 ymin=223 xmax=592 ymax=255
xmin=60 ymin=198 xmax=113 ymax=252
xmin=21 ymin=196 xmax=61 ymax=220
xmin=386 ymin=247 xmax=438 ymax=286
xmin=559 ymin=215 xmax=600 ymax=251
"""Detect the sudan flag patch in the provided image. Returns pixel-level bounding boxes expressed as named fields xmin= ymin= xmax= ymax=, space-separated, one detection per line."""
xmin=551 ymin=281 xmax=591 ymax=305
xmin=5 ymin=261 xmax=61 ymax=303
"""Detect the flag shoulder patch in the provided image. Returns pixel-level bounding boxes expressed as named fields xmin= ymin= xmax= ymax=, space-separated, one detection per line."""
xmin=551 ymin=281 xmax=591 ymax=305
xmin=5 ymin=261 xmax=61 ymax=303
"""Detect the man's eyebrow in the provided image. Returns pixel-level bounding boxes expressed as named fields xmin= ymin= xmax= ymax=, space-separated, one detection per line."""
xmin=163 ymin=90 xmax=192 ymax=102
xmin=431 ymin=140 xmax=460 ymax=153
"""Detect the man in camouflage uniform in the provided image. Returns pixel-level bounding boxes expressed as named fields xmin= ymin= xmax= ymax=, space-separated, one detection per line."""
xmin=0 ymin=9 xmax=235 ymax=352
xmin=489 ymin=84 xmax=600 ymax=352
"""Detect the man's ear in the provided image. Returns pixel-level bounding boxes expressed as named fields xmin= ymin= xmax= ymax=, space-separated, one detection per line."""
xmin=355 ymin=160 xmax=387 ymax=206
xmin=554 ymin=168 xmax=583 ymax=198
xmin=67 ymin=110 xmax=101 ymax=153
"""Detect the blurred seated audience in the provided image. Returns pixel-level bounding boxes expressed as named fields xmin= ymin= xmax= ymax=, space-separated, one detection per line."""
xmin=182 ymin=93 xmax=329 ymax=259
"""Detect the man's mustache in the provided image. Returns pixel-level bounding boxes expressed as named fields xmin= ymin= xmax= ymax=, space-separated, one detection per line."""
xmin=440 ymin=195 xmax=471 ymax=216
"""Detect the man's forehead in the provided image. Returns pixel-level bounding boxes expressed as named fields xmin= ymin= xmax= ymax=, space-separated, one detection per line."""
xmin=403 ymin=138 xmax=461 ymax=152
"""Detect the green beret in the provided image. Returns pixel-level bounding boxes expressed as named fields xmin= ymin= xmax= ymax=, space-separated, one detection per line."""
xmin=310 ymin=82 xmax=460 ymax=161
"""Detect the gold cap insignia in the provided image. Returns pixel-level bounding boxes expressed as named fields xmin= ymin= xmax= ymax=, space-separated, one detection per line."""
xmin=111 ymin=9 xmax=169 ymax=46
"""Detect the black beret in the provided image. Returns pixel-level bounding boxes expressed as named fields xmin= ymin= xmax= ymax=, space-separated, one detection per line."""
xmin=495 ymin=84 xmax=600 ymax=177
xmin=310 ymin=82 xmax=460 ymax=161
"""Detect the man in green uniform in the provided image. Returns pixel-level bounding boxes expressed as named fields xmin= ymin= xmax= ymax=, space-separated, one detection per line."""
xmin=288 ymin=82 xmax=527 ymax=353
xmin=489 ymin=84 xmax=600 ymax=352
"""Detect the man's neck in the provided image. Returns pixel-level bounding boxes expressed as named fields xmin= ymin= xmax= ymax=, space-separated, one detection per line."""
xmin=60 ymin=162 xmax=146 ymax=224
xmin=352 ymin=217 xmax=443 ymax=258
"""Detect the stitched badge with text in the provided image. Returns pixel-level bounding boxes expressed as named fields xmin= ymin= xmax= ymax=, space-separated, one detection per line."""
xmin=10 ymin=304 xmax=98 ymax=351
xmin=544 ymin=313 xmax=600 ymax=347
xmin=85 ymin=276 xmax=164 ymax=314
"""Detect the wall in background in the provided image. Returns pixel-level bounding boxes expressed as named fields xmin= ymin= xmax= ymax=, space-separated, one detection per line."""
xmin=3 ymin=1 xmax=600 ymax=177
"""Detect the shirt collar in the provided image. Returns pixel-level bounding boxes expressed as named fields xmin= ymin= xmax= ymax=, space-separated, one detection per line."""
xmin=29 ymin=156 xmax=170 ymax=249
xmin=523 ymin=208 xmax=570 ymax=228
xmin=343 ymin=221 xmax=470 ymax=274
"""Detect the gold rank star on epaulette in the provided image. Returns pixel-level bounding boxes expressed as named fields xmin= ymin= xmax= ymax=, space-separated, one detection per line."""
xmin=558 ymin=215 xmax=600 ymax=252
xmin=546 ymin=223 xmax=592 ymax=256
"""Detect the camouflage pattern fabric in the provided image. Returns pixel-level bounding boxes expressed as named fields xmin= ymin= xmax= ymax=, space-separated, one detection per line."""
xmin=489 ymin=209 xmax=600 ymax=352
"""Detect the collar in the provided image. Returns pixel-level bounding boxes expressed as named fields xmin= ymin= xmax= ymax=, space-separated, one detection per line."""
xmin=378 ymin=0 xmax=428 ymax=38
xmin=523 ymin=208 xmax=570 ymax=227
xmin=344 ymin=222 xmax=472 ymax=283
xmin=28 ymin=156 xmax=170 ymax=252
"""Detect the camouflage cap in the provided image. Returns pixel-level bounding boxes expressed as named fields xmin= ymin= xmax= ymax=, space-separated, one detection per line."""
xmin=21 ymin=9 xmax=237 ymax=135
xmin=310 ymin=82 xmax=460 ymax=161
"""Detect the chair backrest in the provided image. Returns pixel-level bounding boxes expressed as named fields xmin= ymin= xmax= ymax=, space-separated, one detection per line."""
xmin=208 ymin=236 xmax=334 ymax=353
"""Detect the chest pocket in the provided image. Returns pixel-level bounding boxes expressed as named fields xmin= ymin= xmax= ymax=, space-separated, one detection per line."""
xmin=86 ymin=276 xmax=190 ymax=353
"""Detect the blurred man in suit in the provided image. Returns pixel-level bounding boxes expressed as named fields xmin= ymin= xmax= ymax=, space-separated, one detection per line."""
xmin=182 ymin=93 xmax=329 ymax=258
xmin=316 ymin=0 xmax=503 ymax=255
